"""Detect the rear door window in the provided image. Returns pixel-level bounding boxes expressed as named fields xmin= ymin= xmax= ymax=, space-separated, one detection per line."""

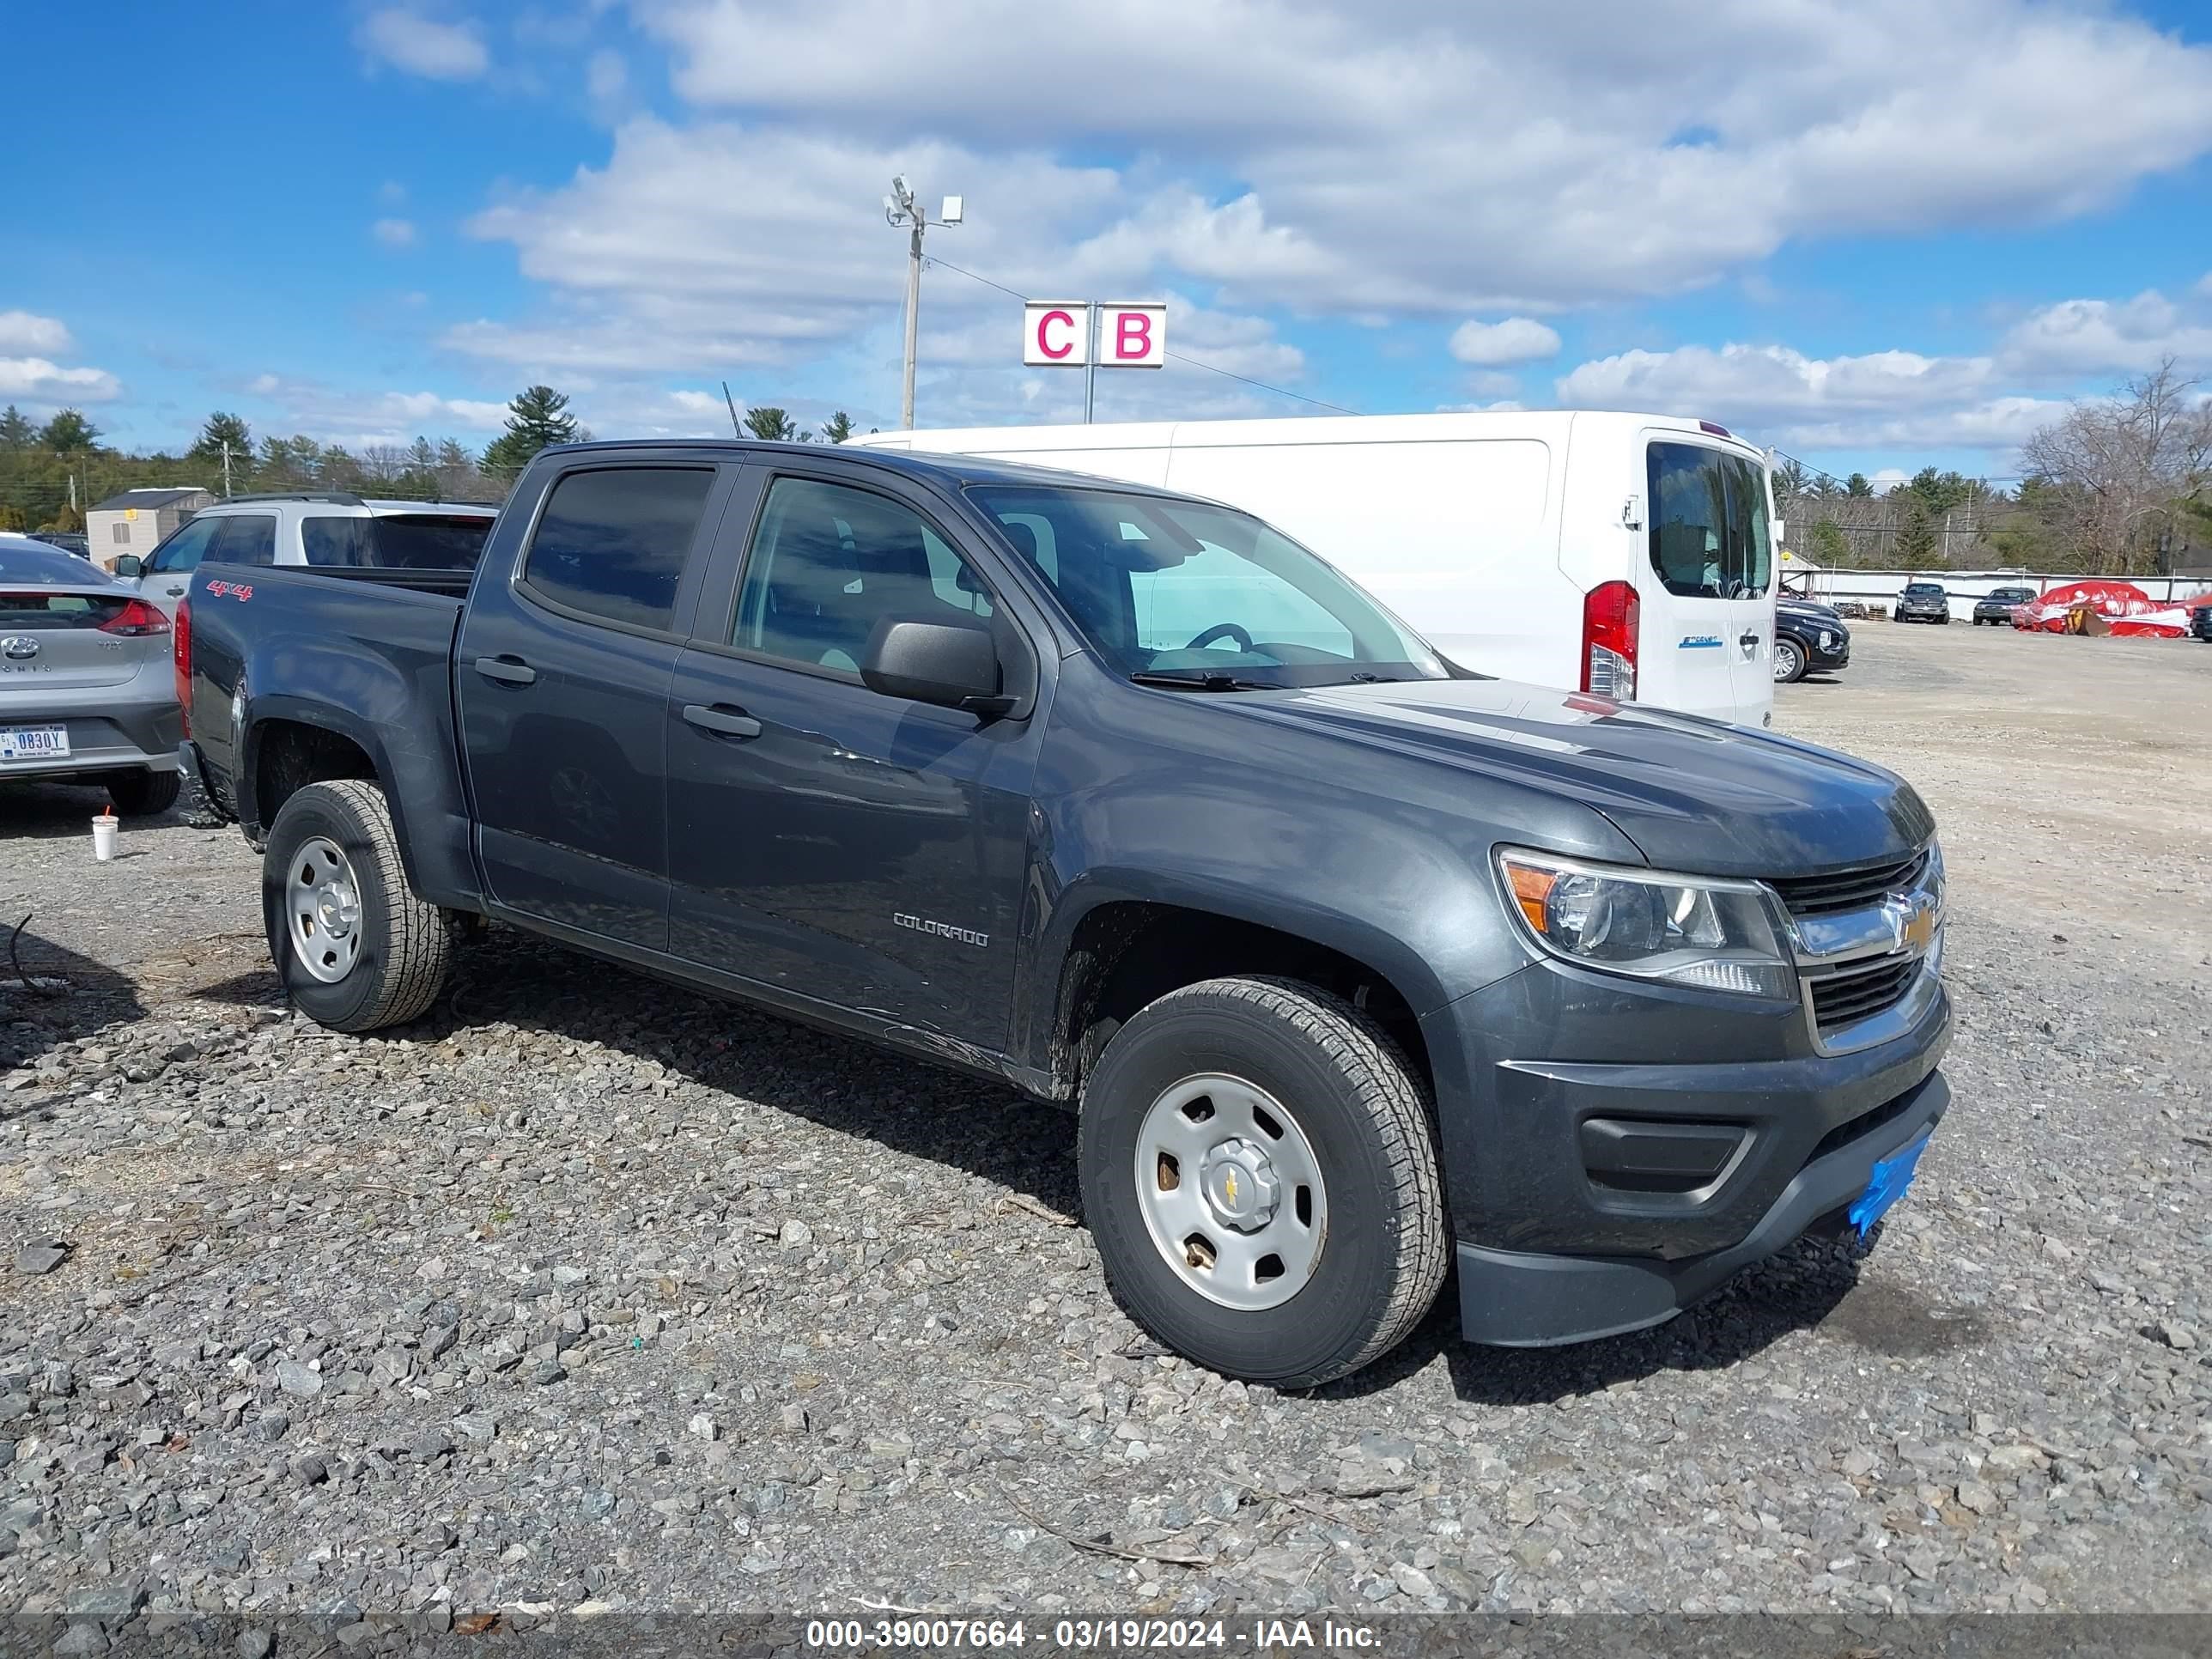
xmin=209 ymin=514 xmax=277 ymax=566
xmin=1647 ymin=444 xmax=1771 ymax=599
xmin=521 ymin=467 xmax=716 ymax=632
xmin=303 ymin=514 xmax=495 ymax=569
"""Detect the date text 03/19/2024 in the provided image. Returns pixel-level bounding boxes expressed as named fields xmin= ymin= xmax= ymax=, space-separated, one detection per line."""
xmin=801 ymin=1617 xmax=1382 ymax=1650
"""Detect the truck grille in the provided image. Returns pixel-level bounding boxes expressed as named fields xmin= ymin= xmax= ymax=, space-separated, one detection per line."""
xmin=1808 ymin=956 xmax=1922 ymax=1033
xmin=1768 ymin=848 xmax=1929 ymax=917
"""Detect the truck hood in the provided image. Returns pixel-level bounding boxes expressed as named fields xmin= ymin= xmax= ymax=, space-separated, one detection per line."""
xmin=1207 ymin=678 xmax=1934 ymax=878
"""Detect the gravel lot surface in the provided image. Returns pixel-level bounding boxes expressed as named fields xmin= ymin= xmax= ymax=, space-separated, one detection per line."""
xmin=2 ymin=621 xmax=2209 ymax=1628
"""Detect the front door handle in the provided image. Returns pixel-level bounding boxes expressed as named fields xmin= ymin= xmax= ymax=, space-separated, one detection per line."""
xmin=473 ymin=654 xmax=538 ymax=686
xmin=683 ymin=702 xmax=763 ymax=739
xmin=1740 ymin=632 xmax=1760 ymax=648
xmin=165 ymin=585 xmax=186 ymax=597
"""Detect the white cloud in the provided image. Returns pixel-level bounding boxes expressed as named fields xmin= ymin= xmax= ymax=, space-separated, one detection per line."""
xmin=442 ymin=119 xmax=1312 ymax=428
xmin=637 ymin=0 xmax=2212 ymax=311
xmin=586 ymin=48 xmax=629 ymax=117
xmin=356 ymin=9 xmax=489 ymax=81
xmin=0 ymin=357 xmax=121 ymax=405
xmin=1997 ymin=289 xmax=2212 ymax=375
xmin=240 ymin=375 xmax=512 ymax=446
xmin=0 ymin=311 xmax=73 ymax=354
xmin=1553 ymin=340 xmax=2065 ymax=452
xmin=1449 ymin=318 xmax=1561 ymax=366
xmin=378 ymin=180 xmax=409 ymax=207
xmin=371 ymin=217 xmax=419 ymax=248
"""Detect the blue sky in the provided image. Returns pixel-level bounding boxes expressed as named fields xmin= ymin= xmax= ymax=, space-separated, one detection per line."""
xmin=5 ymin=0 xmax=2210 ymax=489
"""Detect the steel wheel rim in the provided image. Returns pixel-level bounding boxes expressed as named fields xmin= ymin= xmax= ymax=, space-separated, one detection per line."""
xmin=1772 ymin=641 xmax=1801 ymax=682
xmin=286 ymin=836 xmax=364 ymax=985
xmin=1133 ymin=1073 xmax=1328 ymax=1311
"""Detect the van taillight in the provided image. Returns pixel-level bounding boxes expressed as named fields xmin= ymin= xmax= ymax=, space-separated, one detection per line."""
xmin=1582 ymin=580 xmax=1638 ymax=700
xmin=173 ymin=599 xmax=192 ymax=738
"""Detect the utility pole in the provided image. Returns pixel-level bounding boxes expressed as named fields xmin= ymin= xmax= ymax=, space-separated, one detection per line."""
xmin=720 ymin=380 xmax=743 ymax=438
xmin=884 ymin=176 xmax=962 ymax=431
xmin=221 ymin=441 xmax=234 ymax=499
xmin=1084 ymin=306 xmax=1099 ymax=424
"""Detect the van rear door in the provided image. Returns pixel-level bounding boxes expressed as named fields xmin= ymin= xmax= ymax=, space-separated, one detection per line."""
xmin=1640 ymin=436 xmax=1775 ymax=724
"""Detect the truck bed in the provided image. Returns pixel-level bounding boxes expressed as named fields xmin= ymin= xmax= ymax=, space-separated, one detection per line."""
xmin=181 ymin=559 xmax=483 ymax=908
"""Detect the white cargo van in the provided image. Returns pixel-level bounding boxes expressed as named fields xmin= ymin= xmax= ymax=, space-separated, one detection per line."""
xmin=857 ymin=411 xmax=1780 ymax=726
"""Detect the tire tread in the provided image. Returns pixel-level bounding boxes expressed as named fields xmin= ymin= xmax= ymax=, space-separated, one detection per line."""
xmin=1092 ymin=975 xmax=1449 ymax=1387
xmin=270 ymin=780 xmax=452 ymax=1030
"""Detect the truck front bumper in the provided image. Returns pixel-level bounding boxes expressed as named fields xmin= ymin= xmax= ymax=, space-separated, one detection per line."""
xmin=1420 ymin=956 xmax=1952 ymax=1346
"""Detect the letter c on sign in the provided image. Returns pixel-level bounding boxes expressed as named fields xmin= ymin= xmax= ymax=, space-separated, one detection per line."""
xmin=1037 ymin=309 xmax=1076 ymax=361
xmin=1115 ymin=310 xmax=1153 ymax=362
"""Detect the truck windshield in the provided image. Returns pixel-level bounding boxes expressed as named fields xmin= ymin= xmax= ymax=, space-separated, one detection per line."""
xmin=966 ymin=484 xmax=1448 ymax=688
xmin=1647 ymin=442 xmax=1771 ymax=600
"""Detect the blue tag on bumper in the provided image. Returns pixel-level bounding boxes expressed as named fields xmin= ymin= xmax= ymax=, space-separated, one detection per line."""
xmin=1848 ymin=1133 xmax=1929 ymax=1241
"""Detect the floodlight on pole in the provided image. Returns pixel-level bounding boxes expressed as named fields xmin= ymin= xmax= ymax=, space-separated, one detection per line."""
xmin=884 ymin=174 xmax=961 ymax=430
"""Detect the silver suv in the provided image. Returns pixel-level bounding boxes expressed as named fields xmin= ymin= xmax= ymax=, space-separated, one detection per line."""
xmin=118 ymin=493 xmax=499 ymax=616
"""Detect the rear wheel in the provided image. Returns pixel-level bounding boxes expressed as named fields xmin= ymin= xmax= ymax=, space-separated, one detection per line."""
xmin=106 ymin=768 xmax=181 ymax=817
xmin=1771 ymin=638 xmax=1807 ymax=683
xmin=1079 ymin=976 xmax=1447 ymax=1389
xmin=262 ymin=780 xmax=453 ymax=1032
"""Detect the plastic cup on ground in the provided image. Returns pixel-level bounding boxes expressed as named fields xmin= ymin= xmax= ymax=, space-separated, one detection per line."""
xmin=92 ymin=811 xmax=117 ymax=861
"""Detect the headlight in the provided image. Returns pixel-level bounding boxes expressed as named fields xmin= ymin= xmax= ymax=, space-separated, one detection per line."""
xmin=1818 ymin=630 xmax=1836 ymax=650
xmin=1496 ymin=848 xmax=1796 ymax=999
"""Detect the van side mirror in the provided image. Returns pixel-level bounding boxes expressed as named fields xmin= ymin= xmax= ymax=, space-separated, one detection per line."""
xmin=1771 ymin=518 xmax=1787 ymax=545
xmin=860 ymin=617 xmax=1009 ymax=714
xmin=113 ymin=555 xmax=143 ymax=579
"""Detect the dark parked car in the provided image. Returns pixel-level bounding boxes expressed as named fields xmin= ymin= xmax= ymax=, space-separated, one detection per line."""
xmin=177 ymin=441 xmax=1953 ymax=1388
xmin=27 ymin=531 xmax=91 ymax=559
xmin=1772 ymin=599 xmax=1850 ymax=683
xmin=2192 ymin=598 xmax=2212 ymax=643
xmin=1893 ymin=581 xmax=1951 ymax=624
xmin=1972 ymin=586 xmax=2036 ymax=626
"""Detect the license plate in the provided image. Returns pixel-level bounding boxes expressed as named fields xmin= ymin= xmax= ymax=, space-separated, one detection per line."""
xmin=1848 ymin=1133 xmax=1929 ymax=1240
xmin=0 ymin=725 xmax=70 ymax=762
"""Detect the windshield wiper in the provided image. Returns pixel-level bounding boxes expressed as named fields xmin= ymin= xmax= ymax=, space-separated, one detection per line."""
xmin=1128 ymin=670 xmax=1278 ymax=692
xmin=1340 ymin=672 xmax=1399 ymax=684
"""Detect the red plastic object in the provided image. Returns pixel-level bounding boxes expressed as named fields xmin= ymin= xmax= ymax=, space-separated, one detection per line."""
xmin=2011 ymin=580 xmax=2191 ymax=639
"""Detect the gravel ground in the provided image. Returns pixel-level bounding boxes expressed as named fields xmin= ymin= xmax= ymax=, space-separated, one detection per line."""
xmin=2 ymin=621 xmax=2209 ymax=1627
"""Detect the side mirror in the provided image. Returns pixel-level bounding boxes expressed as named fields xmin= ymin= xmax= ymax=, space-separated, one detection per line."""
xmin=113 ymin=555 xmax=143 ymax=579
xmin=860 ymin=617 xmax=1007 ymax=714
xmin=1771 ymin=518 xmax=1787 ymax=545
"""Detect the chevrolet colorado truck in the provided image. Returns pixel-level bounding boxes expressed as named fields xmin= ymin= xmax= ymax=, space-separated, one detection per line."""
xmin=176 ymin=440 xmax=1953 ymax=1387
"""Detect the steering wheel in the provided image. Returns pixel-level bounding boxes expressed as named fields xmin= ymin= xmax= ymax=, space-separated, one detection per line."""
xmin=1184 ymin=622 xmax=1255 ymax=653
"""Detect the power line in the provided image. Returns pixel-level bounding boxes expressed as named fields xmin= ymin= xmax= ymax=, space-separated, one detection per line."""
xmin=923 ymin=254 xmax=1359 ymax=416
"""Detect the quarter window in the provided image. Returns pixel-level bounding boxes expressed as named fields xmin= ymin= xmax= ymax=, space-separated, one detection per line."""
xmin=1646 ymin=444 xmax=1771 ymax=599
xmin=733 ymin=477 xmax=992 ymax=674
xmin=522 ymin=467 xmax=715 ymax=631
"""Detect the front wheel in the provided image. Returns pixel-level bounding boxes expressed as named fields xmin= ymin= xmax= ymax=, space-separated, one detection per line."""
xmin=262 ymin=779 xmax=453 ymax=1032
xmin=1079 ymin=977 xmax=1447 ymax=1389
xmin=1771 ymin=638 xmax=1807 ymax=683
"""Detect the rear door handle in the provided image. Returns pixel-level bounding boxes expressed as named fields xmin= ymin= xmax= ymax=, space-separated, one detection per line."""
xmin=473 ymin=655 xmax=538 ymax=686
xmin=165 ymin=585 xmax=186 ymax=596
xmin=1740 ymin=632 xmax=1760 ymax=648
xmin=683 ymin=702 xmax=763 ymax=739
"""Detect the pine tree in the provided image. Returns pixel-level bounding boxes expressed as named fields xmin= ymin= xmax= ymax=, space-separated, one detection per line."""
xmin=482 ymin=386 xmax=580 ymax=475
xmin=0 ymin=405 xmax=33 ymax=449
xmin=820 ymin=410 xmax=856 ymax=444
xmin=39 ymin=409 xmax=100 ymax=451
xmin=190 ymin=412 xmax=254 ymax=490
xmin=743 ymin=405 xmax=799 ymax=442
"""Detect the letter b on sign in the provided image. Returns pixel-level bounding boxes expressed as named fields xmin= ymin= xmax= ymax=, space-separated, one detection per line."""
xmin=1106 ymin=304 xmax=1166 ymax=368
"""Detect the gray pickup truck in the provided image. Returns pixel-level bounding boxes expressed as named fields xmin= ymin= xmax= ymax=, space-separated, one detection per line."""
xmin=177 ymin=440 xmax=1952 ymax=1387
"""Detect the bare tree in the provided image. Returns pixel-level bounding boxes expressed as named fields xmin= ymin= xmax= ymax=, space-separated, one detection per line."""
xmin=2018 ymin=358 xmax=2212 ymax=576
